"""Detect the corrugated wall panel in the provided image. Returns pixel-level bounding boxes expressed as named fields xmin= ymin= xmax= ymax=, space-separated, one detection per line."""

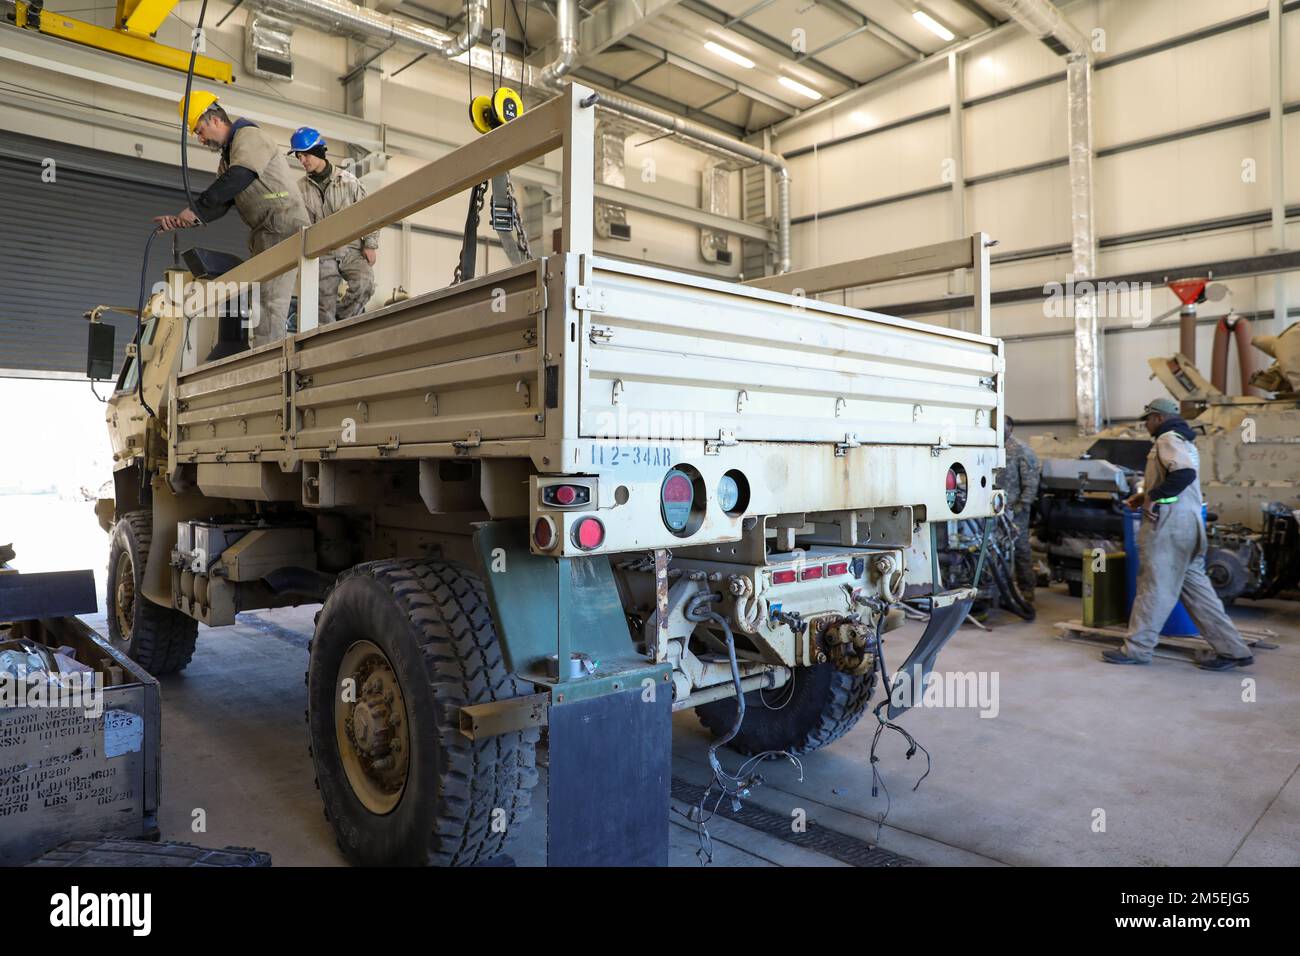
xmin=0 ymin=132 xmax=248 ymax=377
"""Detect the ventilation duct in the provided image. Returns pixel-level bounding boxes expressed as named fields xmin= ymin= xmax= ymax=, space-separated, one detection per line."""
xmin=251 ymin=0 xmax=485 ymax=60
xmin=245 ymin=11 xmax=295 ymax=82
xmin=594 ymin=121 xmax=630 ymax=242
xmin=700 ymin=160 xmax=731 ymax=265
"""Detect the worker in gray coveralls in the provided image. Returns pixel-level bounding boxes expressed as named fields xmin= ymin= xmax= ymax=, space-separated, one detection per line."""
xmin=1102 ymin=397 xmax=1254 ymax=670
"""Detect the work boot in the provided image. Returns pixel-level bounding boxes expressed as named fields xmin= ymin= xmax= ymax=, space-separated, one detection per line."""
xmin=1101 ymin=649 xmax=1148 ymax=665
xmin=1197 ymin=654 xmax=1254 ymax=671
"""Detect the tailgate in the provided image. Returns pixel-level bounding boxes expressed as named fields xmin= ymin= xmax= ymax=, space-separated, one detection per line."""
xmin=574 ymin=256 xmax=1001 ymax=447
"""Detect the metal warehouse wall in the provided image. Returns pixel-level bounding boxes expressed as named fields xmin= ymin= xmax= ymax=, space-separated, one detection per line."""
xmin=774 ymin=0 xmax=1300 ymax=428
xmin=0 ymin=132 xmax=252 ymax=378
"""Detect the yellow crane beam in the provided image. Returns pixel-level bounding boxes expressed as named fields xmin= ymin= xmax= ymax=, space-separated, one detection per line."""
xmin=12 ymin=0 xmax=233 ymax=84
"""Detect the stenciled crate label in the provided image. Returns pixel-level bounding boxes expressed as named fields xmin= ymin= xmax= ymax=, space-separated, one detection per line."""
xmin=0 ymin=705 xmax=144 ymax=862
xmin=104 ymin=709 xmax=144 ymax=758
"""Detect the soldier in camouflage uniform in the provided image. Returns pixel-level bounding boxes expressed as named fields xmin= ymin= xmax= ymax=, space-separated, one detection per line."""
xmin=999 ymin=416 xmax=1041 ymax=604
xmin=289 ymin=127 xmax=378 ymax=325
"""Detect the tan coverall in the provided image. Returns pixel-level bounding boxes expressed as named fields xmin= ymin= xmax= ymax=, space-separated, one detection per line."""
xmin=1125 ymin=427 xmax=1253 ymax=662
xmin=298 ymin=164 xmax=378 ymax=323
xmin=222 ymin=121 xmax=310 ymax=348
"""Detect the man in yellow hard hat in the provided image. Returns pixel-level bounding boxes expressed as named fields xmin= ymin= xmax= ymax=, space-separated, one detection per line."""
xmin=154 ymin=91 xmax=310 ymax=349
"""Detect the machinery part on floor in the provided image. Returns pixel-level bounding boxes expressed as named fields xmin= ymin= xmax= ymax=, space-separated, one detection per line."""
xmin=1205 ymin=506 xmax=1300 ymax=603
xmin=7 ymin=0 xmax=233 ymax=82
xmin=106 ymin=512 xmax=199 ymax=675
xmin=1035 ymin=456 xmax=1136 ymax=596
xmin=306 ymin=559 xmax=538 ymax=866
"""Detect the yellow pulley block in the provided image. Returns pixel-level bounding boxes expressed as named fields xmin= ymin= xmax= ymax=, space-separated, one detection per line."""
xmin=468 ymin=87 xmax=525 ymax=134
xmin=468 ymin=94 xmax=495 ymax=134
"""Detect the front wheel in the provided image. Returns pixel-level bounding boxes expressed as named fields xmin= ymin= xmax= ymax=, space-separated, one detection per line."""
xmin=695 ymin=662 xmax=878 ymax=757
xmin=106 ymin=512 xmax=198 ymax=675
xmin=307 ymin=559 xmax=538 ymax=866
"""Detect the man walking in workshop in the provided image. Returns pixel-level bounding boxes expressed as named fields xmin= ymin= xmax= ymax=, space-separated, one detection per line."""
xmin=288 ymin=126 xmax=378 ymax=324
xmin=154 ymin=92 xmax=309 ymax=349
xmin=1103 ymin=397 xmax=1255 ymax=670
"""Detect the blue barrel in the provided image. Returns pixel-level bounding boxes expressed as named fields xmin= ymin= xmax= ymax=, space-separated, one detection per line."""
xmin=1123 ymin=507 xmax=1202 ymax=637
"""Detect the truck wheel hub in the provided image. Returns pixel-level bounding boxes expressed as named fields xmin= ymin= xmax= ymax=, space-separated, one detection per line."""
xmin=335 ymin=640 xmax=410 ymax=814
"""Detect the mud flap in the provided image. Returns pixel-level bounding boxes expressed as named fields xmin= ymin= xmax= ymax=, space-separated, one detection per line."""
xmin=886 ymin=594 xmax=974 ymax=719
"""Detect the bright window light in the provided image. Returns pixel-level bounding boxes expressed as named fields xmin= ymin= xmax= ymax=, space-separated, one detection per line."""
xmin=913 ymin=9 xmax=955 ymax=42
xmin=704 ymin=41 xmax=755 ymax=69
xmin=778 ymin=75 xmax=822 ymax=100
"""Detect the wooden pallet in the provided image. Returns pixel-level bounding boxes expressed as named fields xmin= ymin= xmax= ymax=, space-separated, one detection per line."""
xmin=1055 ymin=619 xmax=1279 ymax=664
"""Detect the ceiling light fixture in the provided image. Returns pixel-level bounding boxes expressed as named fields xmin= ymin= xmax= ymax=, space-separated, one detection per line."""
xmin=778 ymin=75 xmax=822 ymax=100
xmin=704 ymin=40 xmax=755 ymax=69
xmin=913 ymin=9 xmax=955 ymax=42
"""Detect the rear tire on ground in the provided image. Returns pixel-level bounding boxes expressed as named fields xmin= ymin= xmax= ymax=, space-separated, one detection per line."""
xmin=694 ymin=662 xmax=878 ymax=757
xmin=307 ymin=559 xmax=539 ymax=866
xmin=106 ymin=511 xmax=198 ymax=675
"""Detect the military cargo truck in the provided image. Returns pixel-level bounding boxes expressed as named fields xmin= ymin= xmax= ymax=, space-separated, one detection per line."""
xmin=90 ymin=85 xmax=1006 ymax=865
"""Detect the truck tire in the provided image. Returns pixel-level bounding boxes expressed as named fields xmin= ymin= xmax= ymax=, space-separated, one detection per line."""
xmin=307 ymin=559 xmax=539 ymax=866
xmin=695 ymin=663 xmax=878 ymax=757
xmin=106 ymin=512 xmax=199 ymax=675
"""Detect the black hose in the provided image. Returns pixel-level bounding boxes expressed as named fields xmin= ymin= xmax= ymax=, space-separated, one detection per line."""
xmin=134 ymin=227 xmax=163 ymax=420
xmin=685 ymin=592 xmax=748 ymax=787
xmin=180 ymin=0 xmax=211 ymax=219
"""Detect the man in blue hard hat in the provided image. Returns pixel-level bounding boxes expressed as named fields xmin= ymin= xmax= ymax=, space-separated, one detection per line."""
xmin=288 ymin=127 xmax=378 ymax=325
xmin=1103 ymin=397 xmax=1254 ymax=670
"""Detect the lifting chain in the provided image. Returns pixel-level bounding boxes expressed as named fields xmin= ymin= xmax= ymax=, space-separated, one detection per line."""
xmin=451 ymin=180 xmax=489 ymax=286
xmin=452 ymin=174 xmax=531 ymax=285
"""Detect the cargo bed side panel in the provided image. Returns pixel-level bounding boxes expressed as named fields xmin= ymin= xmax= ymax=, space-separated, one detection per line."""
xmin=575 ymin=257 xmax=1000 ymax=448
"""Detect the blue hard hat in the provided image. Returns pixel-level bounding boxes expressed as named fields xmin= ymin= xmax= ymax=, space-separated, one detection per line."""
xmin=288 ymin=126 xmax=325 ymax=154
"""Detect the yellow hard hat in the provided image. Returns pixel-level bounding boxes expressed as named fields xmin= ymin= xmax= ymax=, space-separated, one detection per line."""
xmin=179 ymin=90 xmax=220 ymax=132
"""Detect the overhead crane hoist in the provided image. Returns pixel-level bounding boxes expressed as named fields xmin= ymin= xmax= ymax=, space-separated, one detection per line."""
xmin=7 ymin=0 xmax=233 ymax=83
xmin=454 ymin=84 xmax=530 ymax=284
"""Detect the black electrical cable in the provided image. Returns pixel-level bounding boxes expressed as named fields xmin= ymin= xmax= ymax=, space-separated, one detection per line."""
xmin=133 ymin=227 xmax=163 ymax=421
xmin=180 ymin=0 xmax=211 ymax=219
xmin=134 ymin=0 xmax=210 ymax=424
xmin=868 ymin=602 xmax=934 ymax=842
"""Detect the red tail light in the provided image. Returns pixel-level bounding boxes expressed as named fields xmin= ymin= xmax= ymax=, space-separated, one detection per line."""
xmin=826 ymin=562 xmax=849 ymax=576
xmin=572 ymin=516 xmax=605 ymax=551
xmin=800 ymin=566 xmax=823 ymax=581
xmin=771 ymin=569 xmax=796 ymax=585
xmin=533 ymin=517 xmax=555 ymax=550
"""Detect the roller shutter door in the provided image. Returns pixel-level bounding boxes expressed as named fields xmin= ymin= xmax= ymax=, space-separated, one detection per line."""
xmin=0 ymin=131 xmax=251 ymax=377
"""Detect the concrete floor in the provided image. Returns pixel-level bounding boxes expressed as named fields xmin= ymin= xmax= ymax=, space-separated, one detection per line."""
xmin=7 ymin=493 xmax=1297 ymax=866
xmin=73 ymin=587 xmax=1299 ymax=867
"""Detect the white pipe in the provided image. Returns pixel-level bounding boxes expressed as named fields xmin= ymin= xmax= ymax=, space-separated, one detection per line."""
xmin=538 ymin=0 xmax=578 ymax=88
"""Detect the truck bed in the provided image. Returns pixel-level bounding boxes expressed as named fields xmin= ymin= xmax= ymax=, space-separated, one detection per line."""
xmin=173 ymin=253 xmax=1001 ymax=462
xmin=169 ymin=253 xmax=1004 ymax=554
